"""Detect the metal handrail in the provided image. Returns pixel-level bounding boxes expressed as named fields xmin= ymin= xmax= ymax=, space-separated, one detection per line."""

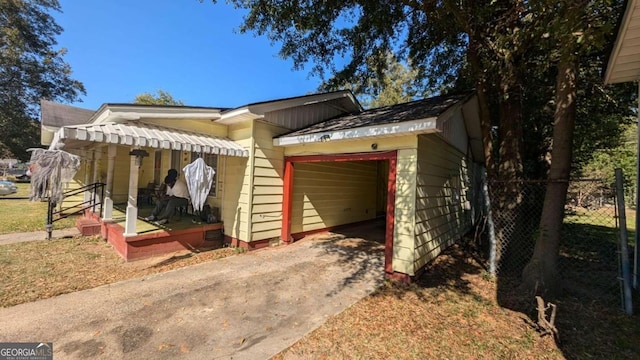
xmin=46 ymin=183 xmax=105 ymax=240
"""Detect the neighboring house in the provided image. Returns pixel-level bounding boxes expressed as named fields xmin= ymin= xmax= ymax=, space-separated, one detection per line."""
xmin=40 ymin=99 xmax=95 ymax=146
xmin=40 ymin=90 xmax=484 ymax=282
xmin=604 ymin=0 xmax=640 ymax=286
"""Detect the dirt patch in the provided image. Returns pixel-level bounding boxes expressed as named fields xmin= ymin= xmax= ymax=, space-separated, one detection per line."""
xmin=119 ymin=326 xmax=154 ymax=353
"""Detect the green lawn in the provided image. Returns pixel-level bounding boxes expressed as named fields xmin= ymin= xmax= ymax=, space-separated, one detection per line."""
xmin=0 ymin=183 xmax=77 ymax=234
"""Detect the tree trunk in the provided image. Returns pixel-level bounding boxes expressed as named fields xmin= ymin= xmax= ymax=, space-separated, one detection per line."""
xmin=497 ymin=75 xmax=524 ymax=182
xmin=521 ymin=50 xmax=577 ymax=297
xmin=467 ymin=37 xmax=495 ymax=178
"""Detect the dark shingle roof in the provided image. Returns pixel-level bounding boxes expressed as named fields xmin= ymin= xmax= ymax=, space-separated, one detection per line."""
xmin=282 ymin=93 xmax=471 ymax=137
xmin=40 ymin=100 xmax=95 ymax=127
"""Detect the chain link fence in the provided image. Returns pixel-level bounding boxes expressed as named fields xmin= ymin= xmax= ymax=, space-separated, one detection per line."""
xmin=473 ymin=178 xmax=630 ymax=309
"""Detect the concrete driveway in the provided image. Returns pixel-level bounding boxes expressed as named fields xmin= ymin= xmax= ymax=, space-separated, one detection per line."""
xmin=0 ymin=230 xmax=384 ymax=359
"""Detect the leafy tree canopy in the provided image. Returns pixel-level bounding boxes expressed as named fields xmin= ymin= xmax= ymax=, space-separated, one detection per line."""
xmin=0 ymin=0 xmax=85 ymax=161
xmin=322 ymin=53 xmax=422 ymax=109
xmin=133 ymin=90 xmax=184 ymax=106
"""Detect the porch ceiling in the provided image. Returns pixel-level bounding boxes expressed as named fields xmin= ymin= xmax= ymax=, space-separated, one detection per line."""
xmin=51 ymin=122 xmax=249 ymax=157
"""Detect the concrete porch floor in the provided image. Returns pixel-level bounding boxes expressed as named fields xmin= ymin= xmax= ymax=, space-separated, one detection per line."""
xmin=91 ymin=204 xmax=224 ymax=262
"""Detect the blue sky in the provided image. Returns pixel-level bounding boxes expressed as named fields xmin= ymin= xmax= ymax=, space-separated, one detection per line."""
xmin=54 ymin=0 xmax=324 ymax=110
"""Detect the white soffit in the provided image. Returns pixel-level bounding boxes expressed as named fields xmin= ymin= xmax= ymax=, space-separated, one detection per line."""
xmin=55 ymin=122 xmax=249 ymax=157
xmin=274 ymin=117 xmax=438 ymax=146
xmin=605 ymin=0 xmax=640 ymax=84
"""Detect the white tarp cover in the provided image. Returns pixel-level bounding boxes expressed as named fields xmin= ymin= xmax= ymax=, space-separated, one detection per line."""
xmin=183 ymin=157 xmax=215 ymax=212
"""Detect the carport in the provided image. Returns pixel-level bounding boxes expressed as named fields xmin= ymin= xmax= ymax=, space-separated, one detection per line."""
xmin=274 ymin=93 xmax=483 ymax=281
xmin=281 ymin=151 xmax=397 ymax=277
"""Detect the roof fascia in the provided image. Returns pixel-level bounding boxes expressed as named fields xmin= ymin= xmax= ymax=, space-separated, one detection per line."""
xmin=249 ymin=91 xmax=360 ymax=114
xmin=274 ymin=117 xmax=438 ymax=146
xmin=604 ymin=0 xmax=637 ymax=84
xmin=92 ymin=104 xmax=222 ymax=124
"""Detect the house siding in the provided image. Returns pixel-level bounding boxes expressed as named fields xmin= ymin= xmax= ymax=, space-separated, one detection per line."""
xmin=250 ymin=120 xmax=289 ymax=241
xmin=290 ymin=161 xmax=377 ymax=235
xmin=413 ymin=134 xmax=472 ymax=272
xmin=264 ymin=102 xmax=349 ymax=131
xmin=438 ymin=106 xmax=469 ymax=155
xmin=223 ymin=122 xmax=253 ymax=240
xmin=283 ymin=135 xmax=419 ymax=275
xmin=394 ymin=148 xmax=418 ymax=275
xmin=97 ymin=147 xmax=132 ymax=203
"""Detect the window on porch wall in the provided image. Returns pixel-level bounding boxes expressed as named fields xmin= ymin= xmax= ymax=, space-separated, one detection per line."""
xmin=190 ymin=152 xmax=218 ymax=197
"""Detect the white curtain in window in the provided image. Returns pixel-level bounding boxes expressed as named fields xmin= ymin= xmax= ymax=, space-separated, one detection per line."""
xmin=182 ymin=157 xmax=215 ymax=211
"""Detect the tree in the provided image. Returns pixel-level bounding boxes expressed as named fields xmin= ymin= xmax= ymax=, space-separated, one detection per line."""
xmin=226 ymin=0 xmax=529 ymax=180
xmin=134 ymin=90 xmax=184 ymax=105
xmin=215 ymin=0 xmax=634 ymax=296
xmin=573 ymin=123 xmax=637 ymax=206
xmin=322 ymin=53 xmax=422 ymax=109
xmin=520 ymin=0 xmax=629 ymax=296
xmin=0 ymin=0 xmax=85 ymax=161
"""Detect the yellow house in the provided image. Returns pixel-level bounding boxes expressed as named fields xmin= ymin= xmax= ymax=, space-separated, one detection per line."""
xmin=40 ymin=90 xmax=483 ymax=282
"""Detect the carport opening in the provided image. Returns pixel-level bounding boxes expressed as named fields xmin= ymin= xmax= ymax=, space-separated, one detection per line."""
xmin=282 ymin=151 xmax=397 ymax=274
xmin=289 ymin=159 xmax=388 ymax=241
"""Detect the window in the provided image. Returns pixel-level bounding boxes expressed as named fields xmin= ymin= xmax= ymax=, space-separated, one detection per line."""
xmin=191 ymin=152 xmax=218 ymax=197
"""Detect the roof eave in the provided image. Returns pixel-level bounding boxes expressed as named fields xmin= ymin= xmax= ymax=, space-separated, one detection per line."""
xmin=273 ymin=117 xmax=438 ymax=147
xmin=605 ymin=0 xmax=639 ymax=84
xmin=92 ymin=105 xmax=222 ymax=124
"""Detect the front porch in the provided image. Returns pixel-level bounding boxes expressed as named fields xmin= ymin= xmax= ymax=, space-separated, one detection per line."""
xmin=81 ymin=206 xmax=224 ymax=261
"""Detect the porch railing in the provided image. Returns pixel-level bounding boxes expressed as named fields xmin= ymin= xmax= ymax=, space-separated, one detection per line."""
xmin=46 ymin=182 xmax=105 ymax=240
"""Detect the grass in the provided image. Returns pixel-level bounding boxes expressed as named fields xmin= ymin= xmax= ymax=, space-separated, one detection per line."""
xmin=0 ymin=235 xmax=238 ymax=308
xmin=1 ymin=203 xmax=639 ymax=359
xmin=275 ymin=244 xmax=640 ymax=360
xmin=0 ymin=184 xmax=77 ymax=234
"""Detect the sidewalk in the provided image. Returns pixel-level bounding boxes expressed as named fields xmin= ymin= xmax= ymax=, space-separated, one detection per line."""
xmin=0 ymin=227 xmax=81 ymax=245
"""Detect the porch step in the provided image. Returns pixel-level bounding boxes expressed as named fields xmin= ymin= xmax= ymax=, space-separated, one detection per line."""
xmin=76 ymin=218 xmax=101 ymax=236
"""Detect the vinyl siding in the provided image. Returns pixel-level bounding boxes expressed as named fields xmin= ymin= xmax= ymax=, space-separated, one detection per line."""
xmin=65 ymin=146 xmax=129 ymax=205
xmin=105 ymin=148 xmax=132 ymax=203
xmin=251 ymin=121 xmax=289 ymax=241
xmin=437 ymin=105 xmax=469 ymax=155
xmin=394 ymin=148 xmax=418 ymax=275
xmin=264 ymin=101 xmax=349 ymax=131
xmin=413 ymin=134 xmax=472 ymax=271
xmin=223 ymin=122 xmax=253 ymax=240
xmin=290 ymin=161 xmax=377 ymax=234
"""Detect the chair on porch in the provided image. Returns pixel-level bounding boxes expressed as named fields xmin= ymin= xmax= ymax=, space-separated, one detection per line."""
xmin=137 ymin=182 xmax=156 ymax=205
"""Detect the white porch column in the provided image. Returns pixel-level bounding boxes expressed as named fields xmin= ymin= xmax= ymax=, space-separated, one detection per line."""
xmin=83 ymin=149 xmax=94 ymax=206
xmin=102 ymin=144 xmax=117 ymax=221
xmin=124 ymin=149 xmax=141 ymax=236
xmin=92 ymin=149 xmax=102 ymax=213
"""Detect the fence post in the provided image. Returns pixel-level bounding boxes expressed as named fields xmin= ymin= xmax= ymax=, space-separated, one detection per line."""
xmin=46 ymin=199 xmax=53 ymax=241
xmin=615 ymin=168 xmax=633 ymax=315
xmin=482 ymin=168 xmax=498 ymax=275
